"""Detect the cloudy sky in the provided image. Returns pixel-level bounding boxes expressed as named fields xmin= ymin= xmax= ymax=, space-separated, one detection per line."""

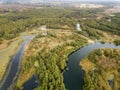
xmin=0 ymin=0 xmax=120 ymax=3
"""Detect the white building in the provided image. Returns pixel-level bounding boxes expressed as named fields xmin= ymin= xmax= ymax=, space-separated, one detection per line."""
xmin=77 ymin=23 xmax=81 ymax=31
xmin=41 ymin=25 xmax=47 ymax=36
xmin=108 ymin=18 xmax=111 ymax=22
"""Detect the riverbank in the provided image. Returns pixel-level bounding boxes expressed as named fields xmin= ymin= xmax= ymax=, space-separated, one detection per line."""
xmin=16 ymin=29 xmax=88 ymax=89
xmin=16 ymin=27 xmax=120 ymax=89
xmin=80 ymin=48 xmax=120 ymax=90
xmin=0 ymin=37 xmax=23 ymax=80
xmin=0 ymin=36 xmax=34 ymax=90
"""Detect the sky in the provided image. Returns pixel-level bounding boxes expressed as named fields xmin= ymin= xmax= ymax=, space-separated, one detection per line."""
xmin=0 ymin=0 xmax=120 ymax=3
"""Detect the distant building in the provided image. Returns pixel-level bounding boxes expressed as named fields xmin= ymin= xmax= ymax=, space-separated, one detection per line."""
xmin=41 ymin=25 xmax=47 ymax=36
xmin=76 ymin=23 xmax=81 ymax=31
xmin=41 ymin=25 xmax=47 ymax=31
xmin=108 ymin=18 xmax=111 ymax=22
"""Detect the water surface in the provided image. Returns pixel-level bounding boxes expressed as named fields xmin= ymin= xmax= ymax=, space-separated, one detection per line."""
xmin=0 ymin=36 xmax=34 ymax=90
xmin=63 ymin=42 xmax=120 ymax=90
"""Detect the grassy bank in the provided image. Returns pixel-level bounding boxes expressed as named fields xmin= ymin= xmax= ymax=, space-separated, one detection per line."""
xmin=0 ymin=37 xmax=23 ymax=80
xmin=80 ymin=49 xmax=120 ymax=90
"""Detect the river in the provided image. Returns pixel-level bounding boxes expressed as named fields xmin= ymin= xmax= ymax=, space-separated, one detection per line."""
xmin=63 ymin=42 xmax=120 ymax=90
xmin=0 ymin=36 xmax=34 ymax=90
xmin=0 ymin=40 xmax=120 ymax=90
xmin=22 ymin=42 xmax=120 ymax=90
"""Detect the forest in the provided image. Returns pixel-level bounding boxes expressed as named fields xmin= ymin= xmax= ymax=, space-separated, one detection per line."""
xmin=16 ymin=32 xmax=87 ymax=90
xmin=81 ymin=49 xmax=120 ymax=90
xmin=1 ymin=7 xmax=120 ymax=42
xmin=1 ymin=6 xmax=120 ymax=90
